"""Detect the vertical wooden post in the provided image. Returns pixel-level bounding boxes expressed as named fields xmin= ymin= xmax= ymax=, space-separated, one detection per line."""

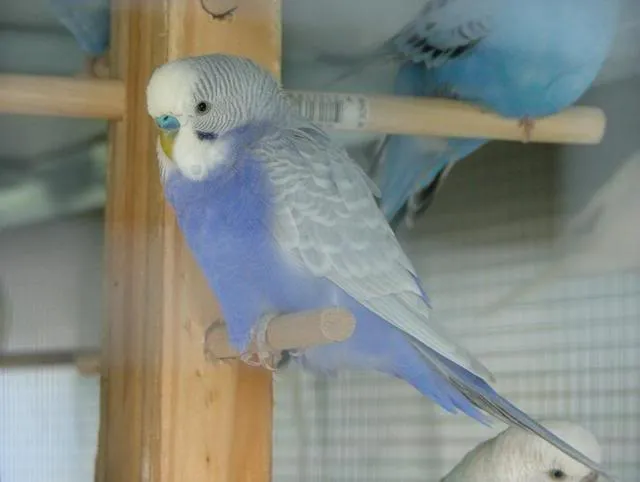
xmin=98 ymin=1 xmax=280 ymax=481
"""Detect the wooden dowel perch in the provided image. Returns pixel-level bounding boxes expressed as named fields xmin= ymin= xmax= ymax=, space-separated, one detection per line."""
xmin=0 ymin=74 xmax=125 ymax=120
xmin=0 ymin=73 xmax=605 ymax=144
xmin=0 ymin=309 xmax=355 ymax=377
xmin=205 ymin=308 xmax=356 ymax=360
xmin=287 ymin=91 xmax=607 ymax=145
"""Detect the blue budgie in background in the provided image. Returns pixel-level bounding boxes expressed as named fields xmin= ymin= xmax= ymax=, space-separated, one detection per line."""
xmin=146 ymin=54 xmax=615 ymax=479
xmin=323 ymin=0 xmax=620 ymax=229
xmin=374 ymin=61 xmax=485 ymax=228
xmin=48 ymin=0 xmax=111 ymax=77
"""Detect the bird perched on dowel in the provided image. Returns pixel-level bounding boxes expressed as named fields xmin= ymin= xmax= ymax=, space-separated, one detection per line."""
xmin=441 ymin=420 xmax=602 ymax=482
xmin=320 ymin=0 xmax=620 ymax=230
xmin=145 ymin=53 xmax=616 ymax=480
xmin=48 ymin=0 xmax=111 ymax=78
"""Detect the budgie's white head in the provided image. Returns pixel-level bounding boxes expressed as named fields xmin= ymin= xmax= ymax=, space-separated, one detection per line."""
xmin=146 ymin=54 xmax=287 ymax=180
xmin=441 ymin=420 xmax=602 ymax=482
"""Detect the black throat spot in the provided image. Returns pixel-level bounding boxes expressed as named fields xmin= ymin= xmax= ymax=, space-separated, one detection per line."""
xmin=196 ymin=131 xmax=218 ymax=141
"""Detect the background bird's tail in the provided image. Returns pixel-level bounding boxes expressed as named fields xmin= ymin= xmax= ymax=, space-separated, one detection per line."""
xmin=376 ymin=134 xmax=451 ymax=228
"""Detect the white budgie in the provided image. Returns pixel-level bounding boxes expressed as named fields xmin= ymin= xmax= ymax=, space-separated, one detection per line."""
xmin=442 ymin=420 xmax=602 ymax=482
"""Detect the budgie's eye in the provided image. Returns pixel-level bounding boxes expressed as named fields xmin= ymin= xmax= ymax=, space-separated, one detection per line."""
xmin=195 ymin=101 xmax=211 ymax=115
xmin=549 ymin=469 xmax=566 ymax=480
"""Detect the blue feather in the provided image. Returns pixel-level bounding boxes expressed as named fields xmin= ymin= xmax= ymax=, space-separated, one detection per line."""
xmin=354 ymin=0 xmax=620 ymax=228
xmin=163 ymin=140 xmax=487 ymax=422
xmin=49 ymin=0 xmax=110 ymax=56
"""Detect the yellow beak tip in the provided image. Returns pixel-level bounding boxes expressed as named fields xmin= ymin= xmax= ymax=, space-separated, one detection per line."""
xmin=158 ymin=130 xmax=176 ymax=160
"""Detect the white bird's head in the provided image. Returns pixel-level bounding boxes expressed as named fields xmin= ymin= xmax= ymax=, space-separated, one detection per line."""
xmin=146 ymin=54 xmax=287 ymax=181
xmin=442 ymin=421 xmax=602 ymax=482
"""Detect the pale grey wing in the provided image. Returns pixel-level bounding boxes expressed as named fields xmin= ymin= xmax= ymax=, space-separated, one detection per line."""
xmin=390 ymin=0 xmax=501 ymax=67
xmin=257 ymin=129 xmax=493 ymax=381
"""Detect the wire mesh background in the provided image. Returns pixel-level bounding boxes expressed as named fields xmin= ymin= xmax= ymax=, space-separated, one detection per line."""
xmin=272 ymin=141 xmax=640 ymax=481
xmin=0 ymin=217 xmax=103 ymax=482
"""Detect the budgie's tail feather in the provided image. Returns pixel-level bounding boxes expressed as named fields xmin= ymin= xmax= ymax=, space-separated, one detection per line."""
xmin=404 ymin=163 xmax=454 ymax=228
xmin=412 ymin=343 xmax=616 ymax=480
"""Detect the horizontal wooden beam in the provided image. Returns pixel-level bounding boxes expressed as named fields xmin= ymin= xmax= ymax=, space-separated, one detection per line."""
xmin=0 ymin=349 xmax=99 ymax=372
xmin=0 ymin=74 xmax=605 ymax=144
xmin=0 ymin=74 xmax=125 ymax=119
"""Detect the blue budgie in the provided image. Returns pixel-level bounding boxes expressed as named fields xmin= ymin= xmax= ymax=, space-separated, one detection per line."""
xmin=48 ymin=0 xmax=111 ymax=77
xmin=145 ymin=54 xmax=614 ymax=479
xmin=324 ymin=0 xmax=620 ymax=229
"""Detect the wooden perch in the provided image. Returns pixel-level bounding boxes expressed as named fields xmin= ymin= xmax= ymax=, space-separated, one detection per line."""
xmin=0 ymin=73 xmax=605 ymax=144
xmin=0 ymin=309 xmax=355 ymax=376
xmin=286 ymin=91 xmax=607 ymax=145
xmin=0 ymin=75 xmax=125 ymax=120
xmin=206 ymin=309 xmax=355 ymax=359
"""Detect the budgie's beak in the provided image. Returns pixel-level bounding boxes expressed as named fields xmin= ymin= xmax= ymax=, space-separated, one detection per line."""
xmin=155 ymin=115 xmax=180 ymax=160
xmin=581 ymin=472 xmax=598 ymax=482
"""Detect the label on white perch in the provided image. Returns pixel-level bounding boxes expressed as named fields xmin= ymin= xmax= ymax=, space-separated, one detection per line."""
xmin=286 ymin=92 xmax=368 ymax=129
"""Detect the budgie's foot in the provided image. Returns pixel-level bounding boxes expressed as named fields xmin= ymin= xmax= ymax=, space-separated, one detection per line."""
xmin=239 ymin=313 xmax=283 ymax=371
xmin=518 ymin=116 xmax=536 ymax=143
xmin=78 ymin=55 xmax=110 ymax=79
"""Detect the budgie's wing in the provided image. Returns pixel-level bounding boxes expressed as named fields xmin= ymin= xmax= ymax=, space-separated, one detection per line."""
xmin=389 ymin=0 xmax=501 ymax=68
xmin=321 ymin=0 xmax=500 ymax=84
xmin=257 ymin=125 xmax=493 ymax=381
xmin=49 ymin=0 xmax=110 ymax=55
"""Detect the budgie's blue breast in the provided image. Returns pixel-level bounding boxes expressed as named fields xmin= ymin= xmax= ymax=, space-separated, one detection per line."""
xmin=163 ymin=149 xmax=358 ymax=342
xmin=425 ymin=0 xmax=618 ymax=118
xmin=161 ymin=149 xmax=433 ymax=375
xmin=163 ymin=153 xmax=302 ymax=312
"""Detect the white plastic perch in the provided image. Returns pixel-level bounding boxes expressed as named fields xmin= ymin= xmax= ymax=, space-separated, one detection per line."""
xmin=0 ymin=75 xmax=606 ymax=144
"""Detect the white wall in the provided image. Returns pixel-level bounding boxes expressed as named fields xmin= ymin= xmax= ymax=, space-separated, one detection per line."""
xmin=0 ymin=215 xmax=103 ymax=482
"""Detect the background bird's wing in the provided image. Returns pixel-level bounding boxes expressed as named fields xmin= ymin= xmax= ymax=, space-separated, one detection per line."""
xmin=389 ymin=0 xmax=500 ymax=67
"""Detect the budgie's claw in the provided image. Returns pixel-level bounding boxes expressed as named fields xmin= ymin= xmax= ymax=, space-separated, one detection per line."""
xmin=239 ymin=313 xmax=283 ymax=371
xmin=78 ymin=55 xmax=110 ymax=79
xmin=518 ymin=116 xmax=536 ymax=143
